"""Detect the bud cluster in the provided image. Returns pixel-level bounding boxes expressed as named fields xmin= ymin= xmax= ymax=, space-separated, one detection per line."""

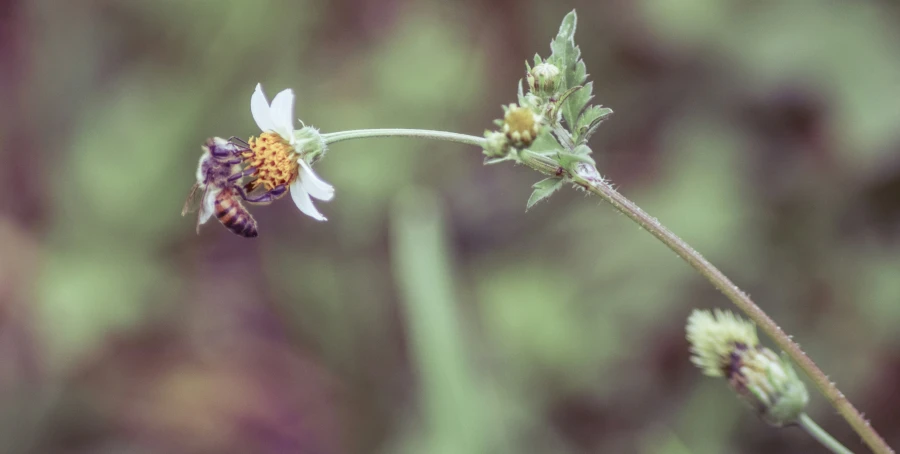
xmin=481 ymin=60 xmax=563 ymax=160
xmin=686 ymin=310 xmax=809 ymax=427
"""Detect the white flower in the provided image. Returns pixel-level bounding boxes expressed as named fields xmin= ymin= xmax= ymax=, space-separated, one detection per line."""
xmin=251 ymin=83 xmax=334 ymax=221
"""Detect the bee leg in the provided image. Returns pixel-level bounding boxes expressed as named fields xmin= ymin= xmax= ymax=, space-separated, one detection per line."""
xmin=227 ymin=167 xmax=257 ymax=183
xmin=228 ymin=136 xmax=250 ymax=149
xmin=216 ymin=157 xmax=243 ymax=167
xmin=237 ymin=184 xmax=287 ymax=204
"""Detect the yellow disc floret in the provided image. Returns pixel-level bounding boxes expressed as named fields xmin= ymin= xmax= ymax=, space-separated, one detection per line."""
xmin=243 ymin=132 xmax=299 ymax=192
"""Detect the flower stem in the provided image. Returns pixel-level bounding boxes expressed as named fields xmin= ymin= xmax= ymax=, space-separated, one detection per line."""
xmin=564 ymin=162 xmax=891 ymax=454
xmin=799 ymin=413 xmax=855 ymax=454
xmin=322 ymin=129 xmax=486 ymax=148
xmin=321 ymin=127 xmax=892 ymax=454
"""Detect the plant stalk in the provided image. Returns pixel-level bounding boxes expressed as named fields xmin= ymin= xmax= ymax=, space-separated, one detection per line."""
xmin=322 ymin=129 xmax=486 ymax=148
xmin=322 ymin=127 xmax=893 ymax=454
xmin=562 ymin=161 xmax=891 ymax=454
xmin=798 ymin=413 xmax=855 ymax=454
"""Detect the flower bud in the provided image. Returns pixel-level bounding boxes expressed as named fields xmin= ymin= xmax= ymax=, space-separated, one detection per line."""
xmin=502 ymin=104 xmax=542 ymax=148
xmin=483 ymin=131 xmax=510 ymax=158
xmin=686 ymin=310 xmax=809 ymax=427
xmin=527 ymin=63 xmax=561 ymax=97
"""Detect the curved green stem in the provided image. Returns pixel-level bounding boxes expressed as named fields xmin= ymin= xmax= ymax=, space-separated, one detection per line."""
xmin=322 ymin=129 xmax=486 ymax=148
xmin=566 ymin=163 xmax=891 ymax=454
xmin=799 ymin=413 xmax=854 ymax=454
xmin=321 ymin=127 xmax=892 ymax=454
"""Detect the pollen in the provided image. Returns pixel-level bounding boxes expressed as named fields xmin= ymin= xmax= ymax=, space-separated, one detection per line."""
xmin=243 ymin=132 xmax=299 ymax=192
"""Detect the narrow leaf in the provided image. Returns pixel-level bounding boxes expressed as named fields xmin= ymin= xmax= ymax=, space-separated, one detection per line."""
xmin=575 ymin=105 xmax=613 ymax=143
xmin=556 ymin=150 xmax=595 ymax=169
xmin=526 ymin=177 xmax=565 ymax=211
xmin=564 ymin=81 xmax=593 ymax=129
xmin=549 ymin=85 xmax=583 ymax=123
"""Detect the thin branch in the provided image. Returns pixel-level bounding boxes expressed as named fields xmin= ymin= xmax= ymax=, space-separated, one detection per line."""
xmin=799 ymin=413 xmax=855 ymax=454
xmin=322 ymin=129 xmax=486 ymax=148
xmin=321 ymin=127 xmax=893 ymax=454
xmin=558 ymin=160 xmax=892 ymax=454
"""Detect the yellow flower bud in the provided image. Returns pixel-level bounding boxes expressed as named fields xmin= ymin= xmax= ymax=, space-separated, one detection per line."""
xmin=502 ymin=104 xmax=542 ymax=148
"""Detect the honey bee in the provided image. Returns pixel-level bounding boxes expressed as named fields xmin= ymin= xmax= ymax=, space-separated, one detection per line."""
xmin=182 ymin=137 xmax=286 ymax=238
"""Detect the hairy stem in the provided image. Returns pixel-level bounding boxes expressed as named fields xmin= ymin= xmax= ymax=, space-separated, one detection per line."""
xmin=798 ymin=413 xmax=855 ymax=454
xmin=560 ymin=161 xmax=891 ymax=454
xmin=323 ymin=127 xmax=892 ymax=454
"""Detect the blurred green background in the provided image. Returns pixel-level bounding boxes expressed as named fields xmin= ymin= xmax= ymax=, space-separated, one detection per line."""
xmin=2 ymin=0 xmax=900 ymax=453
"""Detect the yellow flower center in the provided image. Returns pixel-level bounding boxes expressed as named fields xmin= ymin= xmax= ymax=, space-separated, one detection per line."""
xmin=243 ymin=132 xmax=299 ymax=192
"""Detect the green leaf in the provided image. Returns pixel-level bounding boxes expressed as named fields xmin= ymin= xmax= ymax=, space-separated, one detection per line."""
xmin=575 ymin=105 xmax=614 ymax=144
xmin=530 ymin=128 xmax=562 ymax=151
xmin=556 ymin=149 xmax=596 ymax=169
xmin=549 ymin=11 xmax=578 ymax=71
xmin=549 ymin=10 xmax=590 ymax=129
xmin=567 ymin=81 xmax=593 ymax=121
xmin=549 ymin=84 xmax=582 ymax=123
xmin=526 ymin=177 xmax=565 ymax=211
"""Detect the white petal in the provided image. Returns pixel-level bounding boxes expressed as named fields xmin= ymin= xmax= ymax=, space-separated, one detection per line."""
xmin=298 ymin=159 xmax=334 ymax=201
xmin=269 ymin=89 xmax=295 ymax=142
xmin=290 ymin=179 xmax=327 ymax=221
xmin=251 ymin=83 xmax=275 ymax=132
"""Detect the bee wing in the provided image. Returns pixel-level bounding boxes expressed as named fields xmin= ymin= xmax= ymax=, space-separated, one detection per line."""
xmin=196 ymin=187 xmax=220 ymax=233
xmin=181 ymin=183 xmax=202 ymax=216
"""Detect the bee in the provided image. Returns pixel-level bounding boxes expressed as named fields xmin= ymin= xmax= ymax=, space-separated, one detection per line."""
xmin=182 ymin=137 xmax=286 ymax=238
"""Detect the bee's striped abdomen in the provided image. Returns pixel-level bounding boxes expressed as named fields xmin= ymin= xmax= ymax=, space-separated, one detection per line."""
xmin=215 ymin=193 xmax=259 ymax=238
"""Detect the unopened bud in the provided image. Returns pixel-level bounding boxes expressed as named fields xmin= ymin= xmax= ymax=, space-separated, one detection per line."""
xmin=527 ymin=63 xmax=561 ymax=97
xmin=687 ymin=310 xmax=808 ymax=427
xmin=502 ymin=104 xmax=542 ymax=148
xmin=483 ymin=131 xmax=510 ymax=158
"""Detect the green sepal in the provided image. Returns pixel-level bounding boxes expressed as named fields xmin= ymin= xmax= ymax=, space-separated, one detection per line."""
xmin=484 ymin=155 xmax=516 ymax=166
xmin=526 ymin=177 xmax=565 ymax=211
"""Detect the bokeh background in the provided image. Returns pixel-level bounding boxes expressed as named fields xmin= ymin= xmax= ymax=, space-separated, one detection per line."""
xmin=2 ymin=0 xmax=900 ymax=453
